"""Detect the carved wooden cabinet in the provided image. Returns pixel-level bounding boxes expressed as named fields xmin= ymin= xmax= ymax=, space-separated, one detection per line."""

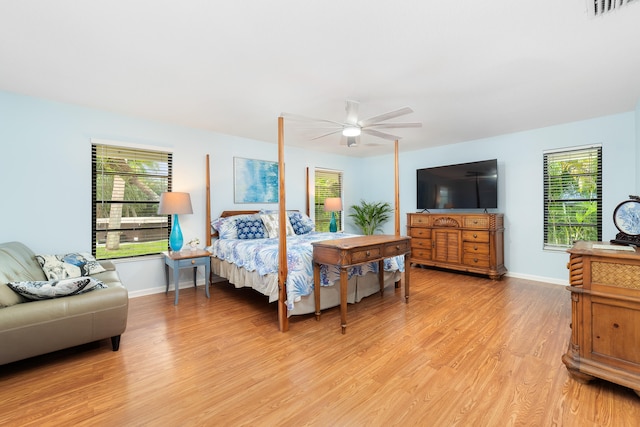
xmin=562 ymin=241 xmax=640 ymax=395
xmin=406 ymin=213 xmax=506 ymax=279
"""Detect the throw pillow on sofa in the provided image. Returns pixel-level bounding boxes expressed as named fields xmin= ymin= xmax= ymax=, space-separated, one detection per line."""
xmin=7 ymin=277 xmax=107 ymax=300
xmin=36 ymin=252 xmax=106 ymax=280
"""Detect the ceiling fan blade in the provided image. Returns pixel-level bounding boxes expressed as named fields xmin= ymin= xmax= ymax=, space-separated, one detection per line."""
xmin=311 ymin=129 xmax=343 ymax=140
xmin=362 ymin=128 xmax=402 ymax=141
xmin=345 ymin=100 xmax=359 ymax=125
xmin=358 ymin=107 xmax=414 ymax=127
xmin=281 ymin=112 xmax=344 ymax=127
xmin=366 ymin=122 xmax=422 ymax=129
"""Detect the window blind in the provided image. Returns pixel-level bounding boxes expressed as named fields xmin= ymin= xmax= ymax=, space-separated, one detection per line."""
xmin=314 ymin=169 xmax=343 ymax=232
xmin=92 ymin=144 xmax=172 ymax=259
xmin=543 ymin=145 xmax=602 ymax=249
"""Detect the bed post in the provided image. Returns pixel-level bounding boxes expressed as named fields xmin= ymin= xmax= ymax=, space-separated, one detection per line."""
xmin=394 ymin=140 xmax=400 ymax=236
xmin=206 ymin=154 xmax=212 ymax=247
xmin=278 ymin=116 xmax=289 ymax=332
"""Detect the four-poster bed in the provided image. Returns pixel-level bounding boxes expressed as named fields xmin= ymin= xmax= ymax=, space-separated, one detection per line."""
xmin=205 ymin=117 xmax=407 ymax=332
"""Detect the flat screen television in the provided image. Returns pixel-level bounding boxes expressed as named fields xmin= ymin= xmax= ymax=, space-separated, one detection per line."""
xmin=417 ymin=159 xmax=498 ymax=210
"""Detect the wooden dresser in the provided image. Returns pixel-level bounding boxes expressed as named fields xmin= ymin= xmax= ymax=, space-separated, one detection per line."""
xmin=562 ymin=241 xmax=640 ymax=396
xmin=406 ymin=212 xmax=506 ymax=279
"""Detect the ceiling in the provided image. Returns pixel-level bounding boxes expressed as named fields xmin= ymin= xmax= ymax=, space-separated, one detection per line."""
xmin=1 ymin=0 xmax=640 ymax=157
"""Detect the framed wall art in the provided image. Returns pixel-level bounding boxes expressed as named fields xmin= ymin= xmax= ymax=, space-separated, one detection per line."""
xmin=233 ymin=157 xmax=279 ymax=203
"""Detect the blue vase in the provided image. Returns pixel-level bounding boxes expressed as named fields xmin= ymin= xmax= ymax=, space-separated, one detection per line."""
xmin=329 ymin=212 xmax=337 ymax=232
xmin=169 ymin=214 xmax=184 ymax=251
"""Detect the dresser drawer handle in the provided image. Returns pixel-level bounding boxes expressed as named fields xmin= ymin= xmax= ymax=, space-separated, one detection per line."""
xmin=473 ymin=258 xmax=478 ymax=263
xmin=191 ymin=260 xmax=196 ymax=265
xmin=474 ymin=245 xmax=478 ymax=250
xmin=366 ymin=251 xmax=371 ymax=256
xmin=473 ymin=233 xmax=478 ymax=238
xmin=395 ymin=245 xmax=401 ymax=250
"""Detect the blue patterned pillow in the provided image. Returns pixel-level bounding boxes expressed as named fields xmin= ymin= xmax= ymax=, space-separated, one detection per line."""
xmin=7 ymin=277 xmax=107 ymax=300
xmin=236 ymin=217 xmax=266 ymax=239
xmin=288 ymin=212 xmax=315 ymax=235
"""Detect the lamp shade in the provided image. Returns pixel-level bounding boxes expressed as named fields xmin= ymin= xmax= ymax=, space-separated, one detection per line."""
xmin=324 ymin=197 xmax=343 ymax=212
xmin=158 ymin=192 xmax=193 ymax=215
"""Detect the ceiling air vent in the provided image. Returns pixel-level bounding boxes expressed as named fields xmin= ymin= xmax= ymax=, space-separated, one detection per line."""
xmin=588 ymin=0 xmax=637 ymax=16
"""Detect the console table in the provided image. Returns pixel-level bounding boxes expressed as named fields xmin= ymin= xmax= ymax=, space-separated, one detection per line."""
xmin=163 ymin=249 xmax=211 ymax=305
xmin=312 ymin=235 xmax=411 ymax=334
xmin=562 ymin=241 xmax=640 ymax=396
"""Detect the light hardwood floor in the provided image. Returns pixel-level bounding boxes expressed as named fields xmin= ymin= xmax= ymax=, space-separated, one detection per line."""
xmin=1 ymin=267 xmax=639 ymax=426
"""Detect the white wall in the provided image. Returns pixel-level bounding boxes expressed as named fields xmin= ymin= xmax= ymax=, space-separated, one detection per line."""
xmin=1 ymin=89 xmax=638 ymax=293
xmin=0 ymin=90 xmax=359 ymax=295
xmin=359 ymin=112 xmax=637 ymax=284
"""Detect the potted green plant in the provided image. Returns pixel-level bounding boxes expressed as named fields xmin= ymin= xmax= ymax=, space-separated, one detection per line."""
xmin=349 ymin=199 xmax=393 ymax=235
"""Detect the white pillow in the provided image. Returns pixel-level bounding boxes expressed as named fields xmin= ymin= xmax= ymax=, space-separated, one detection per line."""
xmin=36 ymin=252 xmax=106 ymax=280
xmin=260 ymin=213 xmax=295 ymax=238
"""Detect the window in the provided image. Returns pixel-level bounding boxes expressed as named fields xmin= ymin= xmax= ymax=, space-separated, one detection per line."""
xmin=92 ymin=143 xmax=172 ymax=259
xmin=543 ymin=145 xmax=602 ymax=249
xmin=314 ymin=168 xmax=343 ymax=232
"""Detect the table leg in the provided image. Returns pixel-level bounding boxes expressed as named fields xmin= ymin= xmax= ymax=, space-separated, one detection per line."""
xmin=378 ymin=259 xmax=384 ymax=296
xmin=313 ymin=262 xmax=321 ymax=320
xmin=193 ymin=266 xmax=197 ymax=288
xmin=340 ymin=268 xmax=348 ymax=334
xmin=164 ymin=263 xmax=170 ymax=294
xmin=173 ymin=265 xmax=180 ymax=305
xmin=404 ymin=253 xmax=410 ymax=303
xmin=204 ymin=260 xmax=211 ymax=299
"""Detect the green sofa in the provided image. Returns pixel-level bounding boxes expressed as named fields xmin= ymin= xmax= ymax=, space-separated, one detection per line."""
xmin=0 ymin=241 xmax=128 ymax=365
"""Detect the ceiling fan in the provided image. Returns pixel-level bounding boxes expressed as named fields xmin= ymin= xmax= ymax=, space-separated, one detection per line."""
xmin=282 ymin=100 xmax=421 ymax=147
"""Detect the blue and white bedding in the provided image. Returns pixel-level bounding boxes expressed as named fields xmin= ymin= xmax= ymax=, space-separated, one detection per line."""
xmin=208 ymin=232 xmax=405 ymax=310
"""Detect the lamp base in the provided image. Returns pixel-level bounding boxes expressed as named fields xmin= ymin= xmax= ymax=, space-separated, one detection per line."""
xmin=169 ymin=214 xmax=184 ymax=251
xmin=329 ymin=212 xmax=337 ymax=232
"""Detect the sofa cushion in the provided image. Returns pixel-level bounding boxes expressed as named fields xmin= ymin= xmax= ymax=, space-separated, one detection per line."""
xmin=7 ymin=277 xmax=107 ymax=300
xmin=36 ymin=252 xmax=106 ymax=280
xmin=0 ymin=284 xmax=26 ymax=307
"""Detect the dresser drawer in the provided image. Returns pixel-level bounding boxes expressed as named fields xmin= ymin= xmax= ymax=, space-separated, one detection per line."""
xmin=409 ymin=215 xmax=431 ymax=227
xmin=463 ymin=216 xmax=490 ymax=229
xmin=411 ymin=237 xmax=432 ymax=250
xmin=351 ymin=247 xmax=382 ymax=263
xmin=411 ymin=248 xmax=432 ymax=261
xmin=462 ymin=230 xmax=489 ymax=243
xmin=409 ymin=227 xmax=430 ymax=238
xmin=463 ymin=253 xmax=490 ymax=268
xmin=384 ymin=240 xmax=410 ymax=257
xmin=463 ymin=241 xmax=489 ymax=255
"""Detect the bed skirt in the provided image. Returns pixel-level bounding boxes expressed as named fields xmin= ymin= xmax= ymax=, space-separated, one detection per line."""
xmin=210 ymin=257 xmax=401 ymax=316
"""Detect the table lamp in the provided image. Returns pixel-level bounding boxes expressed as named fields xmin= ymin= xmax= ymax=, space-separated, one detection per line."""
xmin=158 ymin=192 xmax=193 ymax=251
xmin=324 ymin=197 xmax=342 ymax=233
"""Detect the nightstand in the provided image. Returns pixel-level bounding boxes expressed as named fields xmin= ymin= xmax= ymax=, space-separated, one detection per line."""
xmin=163 ymin=249 xmax=211 ymax=305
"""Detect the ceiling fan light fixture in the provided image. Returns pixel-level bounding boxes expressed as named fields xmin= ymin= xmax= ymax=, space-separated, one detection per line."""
xmin=342 ymin=126 xmax=361 ymax=137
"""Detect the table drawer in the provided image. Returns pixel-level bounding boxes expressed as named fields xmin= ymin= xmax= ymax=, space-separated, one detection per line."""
xmin=463 ymin=241 xmax=489 ymax=255
xmin=463 ymin=253 xmax=490 ymax=268
xmin=409 ymin=228 xmax=430 ymax=238
xmin=351 ymin=247 xmax=382 ymax=263
xmin=462 ymin=230 xmax=489 ymax=243
xmin=174 ymin=256 xmax=209 ymax=268
xmin=385 ymin=240 xmax=410 ymax=257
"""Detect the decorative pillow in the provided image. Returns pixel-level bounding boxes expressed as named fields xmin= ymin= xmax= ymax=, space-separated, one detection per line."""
xmin=211 ymin=217 xmax=237 ymax=239
xmin=288 ymin=212 xmax=315 ymax=235
xmin=260 ymin=213 xmax=295 ymax=238
xmin=36 ymin=252 xmax=106 ymax=281
xmin=236 ymin=217 xmax=266 ymax=239
xmin=7 ymin=277 xmax=107 ymax=301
